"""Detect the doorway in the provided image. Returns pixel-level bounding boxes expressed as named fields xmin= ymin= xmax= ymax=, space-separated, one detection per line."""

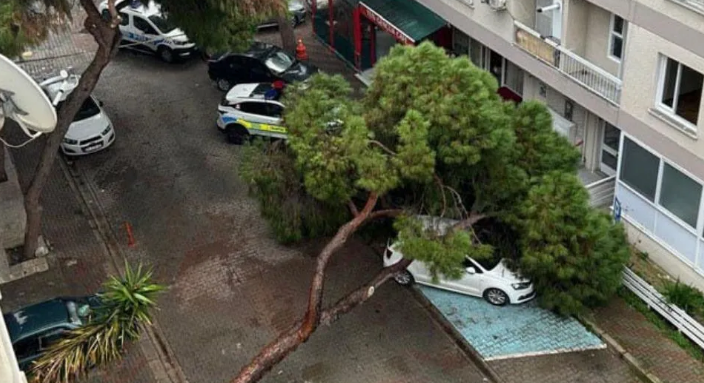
xmin=600 ymin=121 xmax=621 ymax=176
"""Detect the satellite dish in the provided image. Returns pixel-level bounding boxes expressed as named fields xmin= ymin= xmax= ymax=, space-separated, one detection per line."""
xmin=0 ymin=54 xmax=57 ymax=138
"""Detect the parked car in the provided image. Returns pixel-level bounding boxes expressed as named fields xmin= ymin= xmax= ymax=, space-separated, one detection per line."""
xmin=39 ymin=75 xmax=116 ymax=156
xmin=257 ymin=0 xmax=307 ymax=29
xmin=216 ymin=82 xmax=287 ymax=144
xmin=3 ymin=296 xmax=100 ymax=370
xmin=99 ymin=0 xmax=197 ymax=62
xmin=207 ymin=42 xmax=320 ymax=91
xmin=383 ymin=216 xmax=536 ymax=306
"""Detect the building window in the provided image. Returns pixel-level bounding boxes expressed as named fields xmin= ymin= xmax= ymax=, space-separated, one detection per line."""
xmin=620 ymin=137 xmax=660 ymax=202
xmin=452 ymin=28 xmax=470 ymax=57
xmin=657 ymin=56 xmax=703 ymax=126
xmin=659 ymin=163 xmax=702 ymax=228
xmin=502 ymin=60 xmax=524 ymax=96
xmin=608 ymin=15 xmax=625 ymax=61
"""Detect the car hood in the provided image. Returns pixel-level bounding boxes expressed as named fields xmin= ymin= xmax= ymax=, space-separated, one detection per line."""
xmin=65 ymin=112 xmax=112 ymax=141
xmin=488 ymin=260 xmax=529 ymax=283
xmin=280 ymin=61 xmax=319 ymax=83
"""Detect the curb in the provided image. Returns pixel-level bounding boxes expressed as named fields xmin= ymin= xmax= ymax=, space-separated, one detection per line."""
xmin=58 ymin=157 xmax=189 ymax=383
xmin=366 ymin=243 xmax=505 ymax=383
xmin=580 ymin=317 xmax=662 ymax=383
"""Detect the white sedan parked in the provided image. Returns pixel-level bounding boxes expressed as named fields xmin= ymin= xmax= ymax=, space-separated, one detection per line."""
xmin=384 ymin=243 xmax=535 ymax=305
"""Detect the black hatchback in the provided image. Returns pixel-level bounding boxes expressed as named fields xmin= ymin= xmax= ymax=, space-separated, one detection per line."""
xmin=207 ymin=42 xmax=320 ymax=91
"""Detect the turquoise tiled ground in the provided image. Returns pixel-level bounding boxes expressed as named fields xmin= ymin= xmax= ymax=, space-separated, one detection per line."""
xmin=419 ymin=286 xmax=605 ymax=360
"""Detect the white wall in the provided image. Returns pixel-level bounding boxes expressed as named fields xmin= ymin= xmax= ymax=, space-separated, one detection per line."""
xmin=619 ymin=24 xmax=704 ymax=152
xmin=583 ymin=4 xmax=620 ymax=77
xmin=638 ymin=0 xmax=704 ymax=35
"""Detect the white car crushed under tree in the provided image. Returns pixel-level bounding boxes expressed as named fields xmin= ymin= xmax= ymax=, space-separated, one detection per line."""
xmin=383 ymin=216 xmax=536 ymax=306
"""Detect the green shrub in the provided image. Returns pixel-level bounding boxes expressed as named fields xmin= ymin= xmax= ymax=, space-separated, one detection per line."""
xmin=662 ymin=279 xmax=704 ymax=319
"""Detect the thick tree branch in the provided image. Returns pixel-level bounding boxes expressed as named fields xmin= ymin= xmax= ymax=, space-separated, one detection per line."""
xmin=366 ymin=209 xmax=403 ymax=222
xmin=452 ymin=212 xmax=487 ymax=231
xmin=320 ymin=258 xmax=412 ymax=326
xmin=232 ymin=192 xmax=379 ymax=383
xmin=368 ymin=140 xmax=397 ymax=156
xmin=347 ymin=200 xmax=359 ymax=217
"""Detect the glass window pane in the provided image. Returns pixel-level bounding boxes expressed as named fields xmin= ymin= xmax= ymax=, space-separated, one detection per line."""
xmin=603 ymin=123 xmax=620 ymax=151
xmin=620 ymin=137 xmax=659 ymax=201
xmin=612 ymin=16 xmax=624 ymax=34
xmin=610 ymin=37 xmax=623 ymax=59
xmin=452 ymin=28 xmax=470 ymax=57
xmin=674 ymin=63 xmax=703 ymax=125
xmin=503 ymin=61 xmax=524 ymax=95
xmin=601 ymin=150 xmax=618 ymax=170
xmin=659 ymin=163 xmax=702 ymax=228
xmin=469 ymin=38 xmax=483 ymax=68
xmin=661 ymin=58 xmax=678 ymax=108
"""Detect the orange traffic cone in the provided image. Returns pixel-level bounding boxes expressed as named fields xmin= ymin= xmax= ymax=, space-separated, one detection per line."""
xmin=295 ymin=39 xmax=308 ymax=61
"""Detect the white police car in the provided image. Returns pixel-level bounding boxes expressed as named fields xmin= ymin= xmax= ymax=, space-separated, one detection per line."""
xmin=216 ymin=83 xmax=287 ymax=144
xmin=99 ymin=0 xmax=196 ymax=62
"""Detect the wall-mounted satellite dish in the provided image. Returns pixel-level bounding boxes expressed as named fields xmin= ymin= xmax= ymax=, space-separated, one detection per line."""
xmin=0 ymin=54 xmax=57 ymax=138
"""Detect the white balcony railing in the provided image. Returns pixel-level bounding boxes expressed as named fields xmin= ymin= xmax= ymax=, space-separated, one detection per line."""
xmin=513 ymin=21 xmax=623 ymax=105
xmin=669 ymin=0 xmax=704 ymax=15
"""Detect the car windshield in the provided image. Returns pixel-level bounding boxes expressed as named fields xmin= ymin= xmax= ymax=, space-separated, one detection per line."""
xmin=58 ymin=97 xmax=101 ymax=122
xmin=264 ymin=50 xmax=295 ymax=74
xmin=148 ymin=15 xmax=176 ymax=34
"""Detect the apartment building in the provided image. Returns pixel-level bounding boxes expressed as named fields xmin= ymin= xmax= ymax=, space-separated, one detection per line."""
xmin=404 ymin=0 xmax=704 ymax=289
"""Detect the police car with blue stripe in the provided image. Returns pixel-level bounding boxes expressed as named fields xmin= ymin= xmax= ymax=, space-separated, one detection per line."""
xmin=216 ymin=83 xmax=287 ymax=144
xmin=99 ymin=0 xmax=197 ymax=63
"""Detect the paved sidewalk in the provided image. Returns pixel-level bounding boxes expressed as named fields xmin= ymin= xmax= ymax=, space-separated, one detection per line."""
xmin=593 ymin=296 xmax=704 ymax=383
xmin=0 ymin=134 xmax=155 ymax=383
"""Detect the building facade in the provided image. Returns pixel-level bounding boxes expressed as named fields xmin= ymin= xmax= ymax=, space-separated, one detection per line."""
xmin=416 ymin=0 xmax=704 ymax=290
xmin=316 ymin=0 xmax=704 ymax=289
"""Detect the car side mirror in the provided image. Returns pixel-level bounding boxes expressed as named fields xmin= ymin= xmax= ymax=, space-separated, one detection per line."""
xmin=466 ymin=267 xmax=476 ymax=275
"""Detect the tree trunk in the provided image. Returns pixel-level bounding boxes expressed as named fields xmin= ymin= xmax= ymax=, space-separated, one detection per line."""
xmin=231 ymin=244 xmax=412 ymax=383
xmin=277 ymin=15 xmax=296 ymax=54
xmin=232 ymin=194 xmax=394 ymax=383
xmin=22 ymin=0 xmax=121 ymax=259
xmin=0 ymin=144 xmax=7 ymax=183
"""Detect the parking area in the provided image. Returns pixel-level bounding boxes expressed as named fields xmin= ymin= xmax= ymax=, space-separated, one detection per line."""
xmin=419 ymin=286 xmax=605 ymax=360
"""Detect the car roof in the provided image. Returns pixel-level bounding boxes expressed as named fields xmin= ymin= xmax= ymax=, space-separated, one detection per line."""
xmin=117 ymin=0 xmax=162 ymax=17
xmin=3 ymin=299 xmax=72 ymax=341
xmin=225 ymin=83 xmax=278 ymax=103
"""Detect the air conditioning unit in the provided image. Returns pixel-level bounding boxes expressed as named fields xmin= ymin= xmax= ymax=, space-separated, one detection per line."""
xmin=487 ymin=0 xmax=507 ymax=11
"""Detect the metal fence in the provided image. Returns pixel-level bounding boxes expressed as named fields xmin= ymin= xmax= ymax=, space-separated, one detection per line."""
xmin=622 ymin=267 xmax=704 ymax=349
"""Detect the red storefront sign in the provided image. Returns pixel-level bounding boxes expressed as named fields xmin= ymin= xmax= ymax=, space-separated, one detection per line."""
xmin=359 ymin=3 xmax=414 ymax=45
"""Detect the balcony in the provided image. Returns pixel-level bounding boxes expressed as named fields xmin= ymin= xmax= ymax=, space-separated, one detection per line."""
xmin=579 ymin=168 xmax=615 ymax=208
xmin=513 ymin=20 xmax=622 ymax=105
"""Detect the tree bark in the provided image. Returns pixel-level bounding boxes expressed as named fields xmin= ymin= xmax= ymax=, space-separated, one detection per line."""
xmin=232 ymin=193 xmax=404 ymax=383
xmin=0 ymin=144 xmax=7 ymax=183
xmin=277 ymin=15 xmax=296 ymax=54
xmin=231 ymin=235 xmax=412 ymax=383
xmin=22 ymin=0 xmax=121 ymax=259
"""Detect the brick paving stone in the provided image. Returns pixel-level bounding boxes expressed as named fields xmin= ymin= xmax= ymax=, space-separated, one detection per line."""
xmin=489 ymin=349 xmax=640 ymax=383
xmin=593 ymin=297 xmax=704 ymax=383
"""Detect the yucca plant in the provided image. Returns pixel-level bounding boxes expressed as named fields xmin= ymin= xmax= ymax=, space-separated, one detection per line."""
xmin=30 ymin=263 xmax=165 ymax=383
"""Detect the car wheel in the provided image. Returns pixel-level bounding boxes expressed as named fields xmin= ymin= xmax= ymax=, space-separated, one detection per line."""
xmin=393 ymin=270 xmax=414 ymax=286
xmin=226 ymin=125 xmax=249 ymax=145
xmin=158 ymin=46 xmax=174 ymax=63
xmin=217 ymin=78 xmax=232 ymax=92
xmin=483 ymin=288 xmax=509 ymax=306
xmin=291 ymin=15 xmax=299 ymax=28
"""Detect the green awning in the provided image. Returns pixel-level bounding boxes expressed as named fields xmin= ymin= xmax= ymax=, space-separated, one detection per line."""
xmin=359 ymin=0 xmax=446 ymax=44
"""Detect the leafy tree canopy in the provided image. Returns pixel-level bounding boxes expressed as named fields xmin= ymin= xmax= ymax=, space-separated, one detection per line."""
xmin=243 ymin=41 xmax=629 ymax=315
xmin=0 ymin=0 xmax=72 ymax=57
